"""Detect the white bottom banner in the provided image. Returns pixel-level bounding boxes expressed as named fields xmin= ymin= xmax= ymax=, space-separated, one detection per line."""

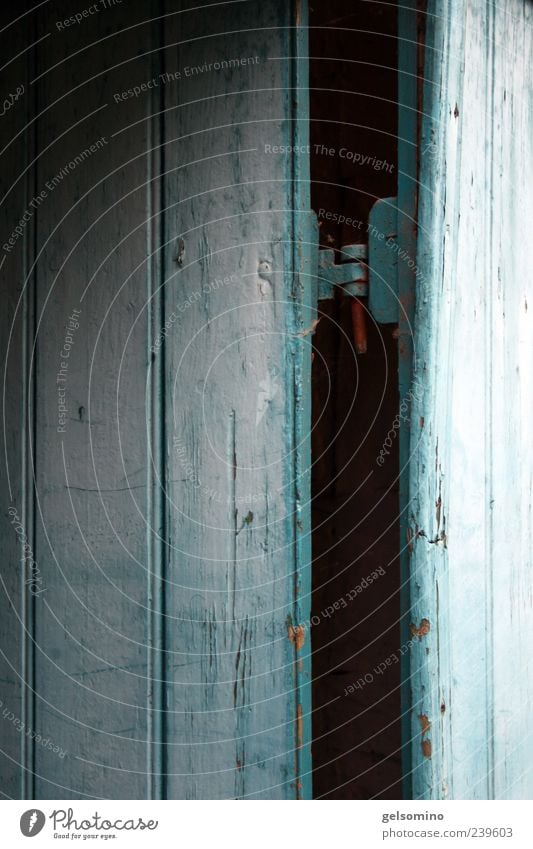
xmin=0 ymin=800 xmax=531 ymax=847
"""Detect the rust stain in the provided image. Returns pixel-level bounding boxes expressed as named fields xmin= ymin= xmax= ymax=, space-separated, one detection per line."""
xmin=236 ymin=758 xmax=242 ymax=771
xmin=297 ymin=318 xmax=321 ymax=337
xmin=419 ymin=416 xmax=425 ymax=428
xmin=435 ymin=495 xmax=442 ymax=527
xmin=410 ymin=618 xmax=430 ymax=640
xmin=351 ymin=299 xmax=367 ymax=354
xmin=418 ymin=714 xmax=431 ymax=735
xmin=440 ymin=701 xmax=446 ymax=714
xmin=296 ymin=704 xmax=303 ymax=749
xmin=453 ymin=103 xmax=459 ymax=118
xmin=419 ymin=712 xmax=432 ymax=758
xmin=288 ymin=623 xmax=305 ymax=652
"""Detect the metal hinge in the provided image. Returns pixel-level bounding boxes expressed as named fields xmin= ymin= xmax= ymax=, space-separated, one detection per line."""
xmin=317 ymin=244 xmax=368 ymax=301
xmin=317 ymin=244 xmax=369 ymax=353
xmin=316 ymin=196 xmax=400 ymax=351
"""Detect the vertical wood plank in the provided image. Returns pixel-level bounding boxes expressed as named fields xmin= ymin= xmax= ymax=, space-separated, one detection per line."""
xmin=160 ymin=0 xmax=311 ymax=799
xmin=397 ymin=0 xmax=419 ymax=796
xmin=1 ymin=0 xmax=312 ymax=799
xmin=0 ymin=2 xmax=37 ymax=799
xmin=410 ymin=0 xmax=533 ymax=799
xmin=28 ymin=1 xmax=159 ymax=799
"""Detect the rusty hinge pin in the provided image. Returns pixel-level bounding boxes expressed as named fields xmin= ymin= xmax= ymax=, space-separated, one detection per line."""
xmin=351 ymin=299 xmax=367 ymax=354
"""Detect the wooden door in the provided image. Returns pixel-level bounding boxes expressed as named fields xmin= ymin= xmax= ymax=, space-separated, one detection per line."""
xmin=409 ymin=0 xmax=533 ymax=799
xmin=0 ymin=0 xmax=312 ymax=800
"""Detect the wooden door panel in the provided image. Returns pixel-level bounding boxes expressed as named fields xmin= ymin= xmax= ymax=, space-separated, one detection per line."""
xmin=0 ymin=0 xmax=311 ymax=800
xmin=410 ymin=0 xmax=533 ymax=800
xmin=160 ymin=0 xmax=311 ymax=800
xmin=31 ymin=0 xmax=158 ymax=800
xmin=0 ymin=3 xmax=33 ymax=801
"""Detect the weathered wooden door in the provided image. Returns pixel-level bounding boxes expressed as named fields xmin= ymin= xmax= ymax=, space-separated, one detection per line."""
xmin=408 ymin=0 xmax=533 ymax=799
xmin=1 ymin=0 xmax=312 ymax=799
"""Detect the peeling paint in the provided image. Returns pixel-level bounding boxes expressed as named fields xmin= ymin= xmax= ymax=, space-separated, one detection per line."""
xmin=418 ymin=713 xmax=431 ymax=735
xmin=297 ymin=317 xmax=321 ymax=337
xmin=410 ymin=618 xmax=431 ymax=639
xmin=288 ymin=623 xmax=305 ymax=652
xmin=174 ymin=237 xmax=185 ymax=266
xmin=296 ymin=704 xmax=303 ymax=749
xmin=418 ymin=714 xmax=432 ymax=759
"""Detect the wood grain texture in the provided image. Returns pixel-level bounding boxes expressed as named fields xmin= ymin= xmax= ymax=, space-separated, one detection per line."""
xmin=0 ymin=0 xmax=311 ymax=799
xmin=409 ymin=0 xmax=533 ymax=799
xmin=397 ymin=0 xmax=418 ymax=795
xmin=160 ymin=0 xmax=311 ymax=800
xmin=0 ymin=0 xmax=171 ymax=800
xmin=0 ymin=3 xmax=36 ymax=800
xmin=31 ymin=1 xmax=158 ymax=800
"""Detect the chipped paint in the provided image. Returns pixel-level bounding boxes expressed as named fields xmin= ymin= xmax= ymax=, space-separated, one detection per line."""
xmin=0 ymin=0 xmax=314 ymax=802
xmin=410 ymin=0 xmax=533 ymax=800
xmin=418 ymin=714 xmax=431 ymax=735
xmin=297 ymin=317 xmax=321 ymax=337
xmin=288 ymin=622 xmax=306 ymax=652
xmin=410 ymin=618 xmax=431 ymax=640
xmin=296 ymin=704 xmax=304 ymax=749
xmin=255 ymin=371 xmax=280 ymax=425
xmin=435 ymin=495 xmax=442 ymax=527
xmin=422 ymin=740 xmax=432 ymax=759
xmin=418 ymin=714 xmax=432 ymax=759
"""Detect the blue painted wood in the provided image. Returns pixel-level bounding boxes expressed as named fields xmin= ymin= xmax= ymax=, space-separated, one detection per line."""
xmin=0 ymin=6 xmax=36 ymax=799
xmin=0 ymin=2 xmax=312 ymax=799
xmin=397 ymin=0 xmax=419 ymax=797
xmin=292 ymin=0 xmax=314 ymax=797
xmin=160 ymin=0 xmax=312 ymax=800
xmin=368 ymin=196 xmax=399 ymax=323
xmin=29 ymin=2 xmax=160 ymax=799
xmin=409 ymin=0 xmax=533 ymax=799
xmin=0 ymin=0 xmax=312 ymax=800
xmin=317 ymin=248 xmax=367 ymax=300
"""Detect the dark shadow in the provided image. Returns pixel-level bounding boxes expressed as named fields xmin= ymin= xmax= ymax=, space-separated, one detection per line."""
xmin=310 ymin=0 xmax=403 ymax=799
